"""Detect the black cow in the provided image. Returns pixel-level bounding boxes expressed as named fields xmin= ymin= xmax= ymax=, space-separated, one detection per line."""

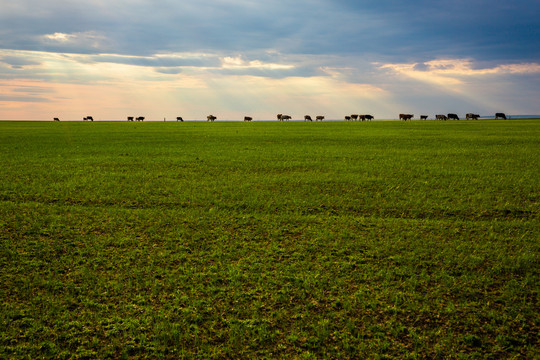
xmin=177 ymin=117 xmax=184 ymax=122
xmin=447 ymin=113 xmax=459 ymax=120
xmin=244 ymin=116 xmax=252 ymax=122
xmin=495 ymin=112 xmax=507 ymax=120
xmin=420 ymin=115 xmax=428 ymax=120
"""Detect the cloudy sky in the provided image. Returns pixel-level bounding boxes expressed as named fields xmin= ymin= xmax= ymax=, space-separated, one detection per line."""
xmin=1 ymin=0 xmax=539 ymax=120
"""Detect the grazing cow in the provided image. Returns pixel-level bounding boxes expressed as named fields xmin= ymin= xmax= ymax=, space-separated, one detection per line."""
xmin=244 ymin=116 xmax=252 ymax=122
xmin=466 ymin=113 xmax=479 ymax=120
xmin=277 ymin=114 xmax=291 ymax=121
xmin=447 ymin=113 xmax=459 ymax=120
xmin=176 ymin=117 xmax=183 ymax=122
xmin=304 ymin=115 xmax=313 ymax=121
xmin=399 ymin=114 xmax=413 ymax=121
xmin=436 ymin=114 xmax=447 ymax=120
xmin=83 ymin=116 xmax=94 ymax=121
xmin=207 ymin=115 xmax=216 ymax=122
xmin=420 ymin=115 xmax=428 ymax=120
xmin=316 ymin=116 xmax=324 ymax=121
xmin=136 ymin=116 xmax=145 ymax=121
xmin=364 ymin=114 xmax=374 ymax=121
xmin=495 ymin=112 xmax=507 ymax=120
xmin=344 ymin=116 xmax=351 ymax=121
xmin=53 ymin=117 xmax=60 ymax=121
xmin=127 ymin=116 xmax=134 ymax=121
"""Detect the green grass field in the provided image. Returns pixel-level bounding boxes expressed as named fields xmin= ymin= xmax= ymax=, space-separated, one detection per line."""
xmin=1 ymin=119 xmax=538 ymax=359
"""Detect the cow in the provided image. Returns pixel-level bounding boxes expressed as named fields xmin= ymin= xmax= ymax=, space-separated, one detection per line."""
xmin=466 ymin=113 xmax=479 ymax=120
xmin=176 ymin=117 xmax=184 ymax=122
xmin=436 ymin=114 xmax=447 ymax=120
xmin=83 ymin=116 xmax=94 ymax=121
xmin=136 ymin=116 xmax=145 ymax=121
xmin=207 ymin=115 xmax=216 ymax=122
xmin=364 ymin=114 xmax=374 ymax=121
xmin=358 ymin=115 xmax=366 ymax=121
xmin=53 ymin=117 xmax=60 ymax=121
xmin=127 ymin=116 xmax=134 ymax=121
xmin=277 ymin=114 xmax=289 ymax=121
xmin=315 ymin=116 xmax=324 ymax=121
xmin=344 ymin=116 xmax=351 ymax=121
xmin=399 ymin=114 xmax=413 ymax=121
xmin=304 ymin=115 xmax=312 ymax=121
xmin=350 ymin=114 xmax=359 ymax=121
xmin=277 ymin=114 xmax=291 ymax=121
xmin=244 ymin=116 xmax=252 ymax=122
xmin=420 ymin=115 xmax=428 ymax=120
xmin=495 ymin=112 xmax=507 ymax=120
xmin=447 ymin=113 xmax=459 ymax=120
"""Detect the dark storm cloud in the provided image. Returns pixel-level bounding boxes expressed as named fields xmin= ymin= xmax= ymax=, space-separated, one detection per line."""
xmin=0 ymin=0 xmax=538 ymax=68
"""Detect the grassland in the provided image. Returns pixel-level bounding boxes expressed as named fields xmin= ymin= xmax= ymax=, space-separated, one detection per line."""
xmin=0 ymin=119 xmax=538 ymax=359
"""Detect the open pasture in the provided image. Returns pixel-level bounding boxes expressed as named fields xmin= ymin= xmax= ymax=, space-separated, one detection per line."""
xmin=0 ymin=119 xmax=538 ymax=359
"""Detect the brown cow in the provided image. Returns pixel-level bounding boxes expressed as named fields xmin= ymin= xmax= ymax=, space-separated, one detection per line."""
xmin=399 ymin=114 xmax=413 ymax=121
xmin=466 ymin=113 xmax=479 ymax=120
xmin=436 ymin=114 xmax=447 ymax=120
xmin=315 ymin=115 xmax=324 ymax=121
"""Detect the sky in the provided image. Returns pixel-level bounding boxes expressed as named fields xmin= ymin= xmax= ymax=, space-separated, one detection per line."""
xmin=1 ymin=0 xmax=539 ymax=120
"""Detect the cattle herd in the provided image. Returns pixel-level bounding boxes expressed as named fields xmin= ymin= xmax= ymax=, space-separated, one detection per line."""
xmin=53 ymin=112 xmax=508 ymax=121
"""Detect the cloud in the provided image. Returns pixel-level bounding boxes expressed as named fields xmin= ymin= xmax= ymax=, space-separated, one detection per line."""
xmin=1 ymin=0 xmax=538 ymax=63
xmin=220 ymin=56 xmax=295 ymax=70
xmin=40 ymin=31 xmax=111 ymax=51
xmin=379 ymin=59 xmax=540 ymax=87
xmin=0 ymin=95 xmax=50 ymax=102
xmin=0 ymin=56 xmax=41 ymax=68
